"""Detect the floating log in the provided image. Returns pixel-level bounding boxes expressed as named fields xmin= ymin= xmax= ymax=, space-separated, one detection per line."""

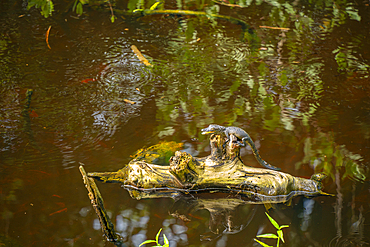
xmin=86 ymin=126 xmax=330 ymax=203
xmin=79 ymin=126 xmax=332 ymax=243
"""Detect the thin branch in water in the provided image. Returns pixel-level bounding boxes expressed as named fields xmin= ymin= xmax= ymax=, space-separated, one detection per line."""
xmin=212 ymin=0 xmax=243 ymax=8
xmin=106 ymin=0 xmax=116 ymax=22
xmin=259 ymin=25 xmax=290 ymax=31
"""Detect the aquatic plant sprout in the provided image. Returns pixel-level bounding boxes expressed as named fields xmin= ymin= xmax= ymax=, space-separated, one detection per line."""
xmin=254 ymin=212 xmax=289 ymax=247
xmin=139 ymin=228 xmax=169 ymax=247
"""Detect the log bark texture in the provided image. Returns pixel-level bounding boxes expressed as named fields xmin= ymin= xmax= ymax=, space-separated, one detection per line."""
xmin=88 ymin=131 xmax=329 ymax=202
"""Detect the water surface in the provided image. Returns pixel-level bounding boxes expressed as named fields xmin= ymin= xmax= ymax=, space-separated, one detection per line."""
xmin=1 ymin=0 xmax=369 ymax=246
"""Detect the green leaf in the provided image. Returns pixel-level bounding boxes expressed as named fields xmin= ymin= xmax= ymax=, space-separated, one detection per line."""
xmin=41 ymin=0 xmax=54 ymax=18
xmin=150 ymin=2 xmax=160 ymax=10
xmin=110 ymin=15 xmax=116 ymax=23
xmin=277 ymin=230 xmax=285 ymax=243
xmin=280 ymin=225 xmax=289 ymax=229
xmin=72 ymin=0 xmax=78 ymax=11
xmin=254 ymin=238 xmax=273 ymax=247
xmin=139 ymin=240 xmax=157 ymax=246
xmin=156 ymin=228 xmax=162 ymax=243
xmin=265 ymin=212 xmax=280 ymax=230
xmin=76 ymin=2 xmax=83 ymax=15
xmin=256 ymin=233 xmax=279 ymax=239
xmin=27 ymin=0 xmax=54 ymax=18
xmin=345 ymin=6 xmax=361 ymax=21
xmin=27 ymin=0 xmax=37 ymax=10
xmin=163 ymin=234 xmax=169 ymax=245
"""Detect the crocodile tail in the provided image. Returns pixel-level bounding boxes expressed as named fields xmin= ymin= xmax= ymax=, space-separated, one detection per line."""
xmin=244 ymin=136 xmax=281 ymax=171
xmin=261 ymin=160 xmax=281 ymax=171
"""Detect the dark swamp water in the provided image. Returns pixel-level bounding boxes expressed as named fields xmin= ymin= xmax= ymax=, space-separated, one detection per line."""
xmin=1 ymin=0 xmax=370 ymax=246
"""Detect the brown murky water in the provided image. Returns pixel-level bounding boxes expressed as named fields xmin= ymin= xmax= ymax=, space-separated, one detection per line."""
xmin=1 ymin=0 xmax=369 ymax=246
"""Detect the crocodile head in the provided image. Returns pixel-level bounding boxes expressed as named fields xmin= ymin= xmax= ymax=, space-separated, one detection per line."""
xmin=310 ymin=173 xmax=327 ymax=182
xmin=201 ymin=124 xmax=226 ymax=135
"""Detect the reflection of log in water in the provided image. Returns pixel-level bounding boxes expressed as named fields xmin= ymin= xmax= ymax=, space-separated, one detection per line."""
xmin=169 ymin=194 xmax=259 ymax=236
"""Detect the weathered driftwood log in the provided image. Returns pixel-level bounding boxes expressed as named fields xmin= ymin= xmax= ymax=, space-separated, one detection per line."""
xmin=79 ymin=126 xmax=331 ymax=243
xmin=87 ymin=126 xmax=330 ymax=202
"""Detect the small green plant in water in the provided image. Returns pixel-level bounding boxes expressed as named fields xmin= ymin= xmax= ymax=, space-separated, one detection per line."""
xmin=139 ymin=228 xmax=169 ymax=247
xmin=254 ymin=212 xmax=289 ymax=247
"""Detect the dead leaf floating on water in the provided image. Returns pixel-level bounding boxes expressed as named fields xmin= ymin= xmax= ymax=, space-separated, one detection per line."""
xmin=46 ymin=26 xmax=51 ymax=49
xmin=124 ymin=99 xmax=136 ymax=104
xmin=131 ymin=45 xmax=153 ymax=67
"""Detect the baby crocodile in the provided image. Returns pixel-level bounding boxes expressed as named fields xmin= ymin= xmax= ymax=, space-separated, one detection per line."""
xmin=201 ymin=124 xmax=281 ymax=171
xmin=310 ymin=173 xmax=327 ymax=190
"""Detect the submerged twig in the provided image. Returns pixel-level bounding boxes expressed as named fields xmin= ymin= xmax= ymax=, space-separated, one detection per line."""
xmin=106 ymin=0 xmax=116 ymax=22
xmin=79 ymin=164 xmax=119 ymax=242
xmin=259 ymin=25 xmax=290 ymax=31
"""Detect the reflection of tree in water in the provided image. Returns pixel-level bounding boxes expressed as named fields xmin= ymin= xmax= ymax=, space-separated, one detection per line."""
xmin=134 ymin=0 xmax=369 ymax=179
